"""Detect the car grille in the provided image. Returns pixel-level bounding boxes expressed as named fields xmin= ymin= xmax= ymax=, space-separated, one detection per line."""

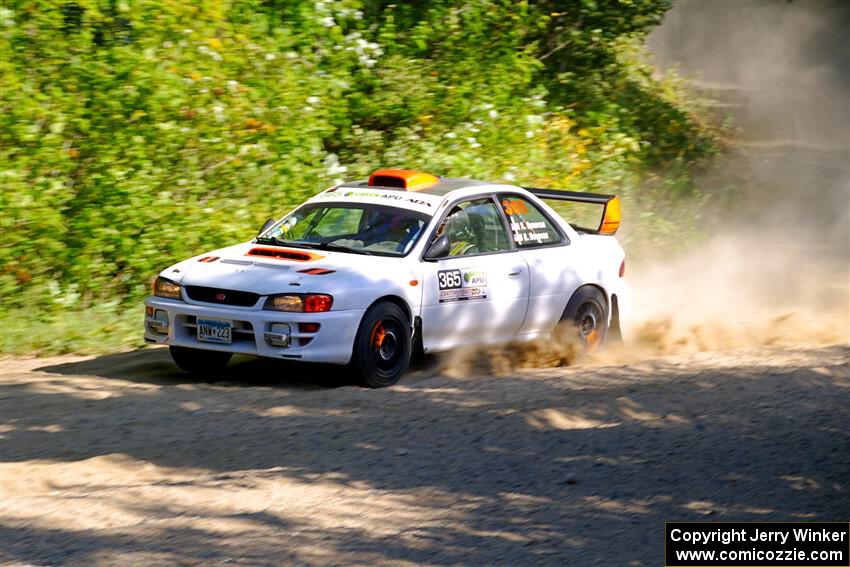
xmin=184 ymin=286 xmax=260 ymax=307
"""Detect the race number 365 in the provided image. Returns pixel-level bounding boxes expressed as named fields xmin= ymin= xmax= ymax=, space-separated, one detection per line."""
xmin=438 ymin=269 xmax=462 ymax=290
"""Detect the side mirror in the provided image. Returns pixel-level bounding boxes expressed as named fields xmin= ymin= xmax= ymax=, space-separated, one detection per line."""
xmin=258 ymin=217 xmax=276 ymax=236
xmin=424 ymin=234 xmax=450 ymax=260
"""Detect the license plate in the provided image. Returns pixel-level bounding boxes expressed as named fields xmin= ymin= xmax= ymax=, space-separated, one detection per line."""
xmin=197 ymin=319 xmax=232 ymax=344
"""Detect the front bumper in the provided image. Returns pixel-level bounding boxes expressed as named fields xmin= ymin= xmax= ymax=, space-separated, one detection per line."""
xmin=144 ymin=296 xmax=365 ymax=364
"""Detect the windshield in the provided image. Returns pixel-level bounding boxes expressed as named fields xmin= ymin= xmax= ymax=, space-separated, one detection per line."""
xmin=258 ymin=203 xmax=431 ymax=257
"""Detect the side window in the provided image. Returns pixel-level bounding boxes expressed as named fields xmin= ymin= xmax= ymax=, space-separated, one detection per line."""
xmin=499 ymin=195 xmax=563 ymax=248
xmin=434 ymin=198 xmax=512 ymax=257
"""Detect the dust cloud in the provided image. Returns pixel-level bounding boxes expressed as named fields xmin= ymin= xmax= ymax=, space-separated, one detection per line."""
xmin=624 ymin=231 xmax=849 ymax=355
xmin=445 ymin=0 xmax=848 ymax=376
xmin=631 ymin=0 xmax=849 ymax=353
xmin=441 ymin=334 xmax=581 ymax=378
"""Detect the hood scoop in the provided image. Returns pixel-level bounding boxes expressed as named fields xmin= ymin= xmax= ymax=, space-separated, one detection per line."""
xmin=217 ymin=257 xmax=293 ymax=271
xmin=246 ymin=247 xmax=323 ymax=262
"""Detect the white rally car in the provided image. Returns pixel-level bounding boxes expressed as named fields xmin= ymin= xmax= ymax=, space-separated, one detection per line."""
xmin=145 ymin=169 xmax=630 ymax=387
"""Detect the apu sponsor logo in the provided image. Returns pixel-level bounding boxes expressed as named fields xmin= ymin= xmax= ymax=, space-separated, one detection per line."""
xmin=318 ymin=190 xmax=432 ymax=208
xmin=438 ymin=268 xmax=488 ymax=302
xmin=463 ymin=270 xmax=486 ymax=287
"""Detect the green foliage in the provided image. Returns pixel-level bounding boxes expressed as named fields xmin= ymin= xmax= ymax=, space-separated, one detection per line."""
xmin=1 ymin=303 xmax=144 ymax=355
xmin=0 ymin=0 xmax=718 ymax=354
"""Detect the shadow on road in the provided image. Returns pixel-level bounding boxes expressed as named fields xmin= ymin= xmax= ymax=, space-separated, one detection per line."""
xmin=2 ymin=346 xmax=848 ymax=564
xmin=35 ymin=346 xmax=444 ymax=390
xmin=35 ymin=347 xmax=349 ymax=389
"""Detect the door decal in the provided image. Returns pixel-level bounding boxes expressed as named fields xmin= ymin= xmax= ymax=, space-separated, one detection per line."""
xmin=438 ymin=268 xmax=488 ymax=302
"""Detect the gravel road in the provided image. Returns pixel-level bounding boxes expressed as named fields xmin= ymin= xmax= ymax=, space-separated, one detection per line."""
xmin=2 ymin=345 xmax=848 ymax=565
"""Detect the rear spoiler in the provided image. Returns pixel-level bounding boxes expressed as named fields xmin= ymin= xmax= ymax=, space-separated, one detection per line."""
xmin=523 ymin=187 xmax=621 ymax=235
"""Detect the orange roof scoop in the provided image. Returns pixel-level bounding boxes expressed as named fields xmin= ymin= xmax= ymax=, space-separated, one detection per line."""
xmin=368 ymin=169 xmax=439 ymax=191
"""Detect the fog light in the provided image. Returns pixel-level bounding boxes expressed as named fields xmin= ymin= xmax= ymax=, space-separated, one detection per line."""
xmin=145 ymin=309 xmax=169 ymax=334
xmin=299 ymin=323 xmax=320 ymax=333
xmin=264 ymin=323 xmax=291 ymax=347
xmin=271 ymin=323 xmax=290 ymax=334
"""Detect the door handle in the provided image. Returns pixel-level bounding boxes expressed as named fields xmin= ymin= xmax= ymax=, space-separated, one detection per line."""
xmin=507 ymin=269 xmax=523 ymax=278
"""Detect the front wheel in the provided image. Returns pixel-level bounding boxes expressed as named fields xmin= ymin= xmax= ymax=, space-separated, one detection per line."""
xmin=169 ymin=346 xmax=232 ymax=374
xmin=558 ymin=286 xmax=609 ymax=352
xmin=352 ymin=302 xmax=411 ymax=388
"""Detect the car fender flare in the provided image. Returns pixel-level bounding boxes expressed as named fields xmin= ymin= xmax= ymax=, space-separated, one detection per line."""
xmin=562 ymin=283 xmax=623 ymax=343
xmin=351 ymin=294 xmax=414 ymax=358
xmin=562 ymin=283 xmax=610 ymax=322
xmin=370 ymin=294 xmax=412 ymax=324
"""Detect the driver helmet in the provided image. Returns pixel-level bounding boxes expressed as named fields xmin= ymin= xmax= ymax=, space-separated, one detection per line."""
xmin=445 ymin=209 xmax=475 ymax=243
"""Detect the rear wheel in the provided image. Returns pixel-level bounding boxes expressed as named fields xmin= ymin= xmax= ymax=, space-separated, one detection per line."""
xmin=352 ymin=302 xmax=411 ymax=388
xmin=559 ymin=286 xmax=609 ymax=352
xmin=169 ymin=346 xmax=232 ymax=374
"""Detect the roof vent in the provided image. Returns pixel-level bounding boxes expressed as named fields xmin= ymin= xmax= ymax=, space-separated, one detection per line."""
xmin=368 ymin=169 xmax=439 ymax=191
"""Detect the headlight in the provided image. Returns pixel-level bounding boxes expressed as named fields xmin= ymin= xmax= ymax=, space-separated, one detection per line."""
xmin=264 ymin=293 xmax=333 ymax=312
xmin=153 ymin=277 xmax=182 ymax=300
xmin=264 ymin=294 xmax=302 ymax=312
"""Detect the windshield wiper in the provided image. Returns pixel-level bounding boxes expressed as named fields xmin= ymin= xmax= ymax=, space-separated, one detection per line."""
xmin=298 ymin=241 xmax=374 ymax=255
xmin=255 ymin=236 xmax=312 ymax=249
xmin=257 ymin=237 xmax=374 ymax=255
xmin=255 ymin=236 xmax=282 ymax=245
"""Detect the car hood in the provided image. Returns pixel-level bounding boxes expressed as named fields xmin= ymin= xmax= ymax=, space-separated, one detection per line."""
xmin=161 ymin=241 xmax=411 ymax=296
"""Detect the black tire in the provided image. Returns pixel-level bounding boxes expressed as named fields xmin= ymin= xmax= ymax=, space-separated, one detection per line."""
xmin=169 ymin=346 xmax=232 ymax=374
xmin=558 ymin=286 xmax=609 ymax=352
xmin=352 ymin=301 xmax=411 ymax=388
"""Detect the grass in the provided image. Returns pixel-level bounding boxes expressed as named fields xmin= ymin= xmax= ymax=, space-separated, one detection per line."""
xmin=1 ymin=305 xmax=147 ymax=357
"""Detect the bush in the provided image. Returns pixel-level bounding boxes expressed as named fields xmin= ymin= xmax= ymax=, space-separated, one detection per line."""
xmin=0 ymin=0 xmax=718 ymax=353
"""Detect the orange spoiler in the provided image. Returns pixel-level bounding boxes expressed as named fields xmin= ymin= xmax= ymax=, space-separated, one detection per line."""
xmin=524 ymin=187 xmax=621 ymax=235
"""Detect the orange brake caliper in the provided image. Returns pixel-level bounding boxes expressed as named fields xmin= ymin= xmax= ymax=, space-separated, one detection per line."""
xmin=586 ymin=330 xmax=601 ymax=352
xmin=370 ymin=322 xmax=386 ymax=349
